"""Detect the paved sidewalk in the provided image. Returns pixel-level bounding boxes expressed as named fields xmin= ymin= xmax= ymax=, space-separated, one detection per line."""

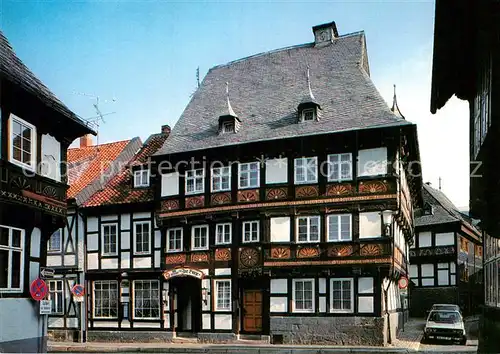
xmin=393 ymin=318 xmax=425 ymax=352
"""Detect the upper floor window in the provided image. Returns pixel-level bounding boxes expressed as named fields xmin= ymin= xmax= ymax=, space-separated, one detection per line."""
xmin=102 ymin=224 xmax=118 ymax=256
xmin=221 ymin=121 xmax=235 ymax=133
xmin=166 ymin=228 xmax=183 ymax=253
xmin=296 ymin=216 xmax=320 ymax=243
xmin=191 ymin=225 xmax=209 ymax=250
xmin=301 ymin=108 xmax=316 ymax=122
xmin=238 ymin=162 xmax=259 ymax=189
xmin=358 ymin=148 xmax=387 ymax=177
xmin=242 ymin=221 xmax=260 ymax=243
xmin=327 ymin=214 xmax=352 ymax=242
xmin=216 ymin=223 xmax=232 ymax=245
xmin=134 ymin=169 xmax=149 ymax=188
xmin=328 ymin=153 xmax=352 ymax=181
xmin=212 ymin=167 xmax=231 ymax=192
xmin=0 ymin=225 xmax=24 ymax=293
xmin=133 ymin=221 xmax=151 ymax=255
xmin=185 ymin=169 xmax=205 ymax=195
xmin=9 ymin=114 xmax=36 ymax=170
xmin=294 ymin=157 xmax=318 ymax=184
xmin=48 ymin=229 xmax=62 ymax=253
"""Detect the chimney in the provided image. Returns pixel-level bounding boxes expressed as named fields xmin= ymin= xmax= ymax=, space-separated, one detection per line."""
xmin=161 ymin=125 xmax=171 ymax=135
xmin=80 ymin=134 xmax=93 ymax=148
xmin=312 ymin=21 xmax=339 ymax=47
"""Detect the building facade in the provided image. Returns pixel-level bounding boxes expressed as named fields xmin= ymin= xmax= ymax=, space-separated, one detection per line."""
xmin=410 ymin=183 xmax=482 ymax=317
xmin=0 ymin=32 xmax=94 ymax=352
xmin=153 ymin=22 xmax=422 ymax=345
xmin=430 ymin=1 xmax=499 ymax=352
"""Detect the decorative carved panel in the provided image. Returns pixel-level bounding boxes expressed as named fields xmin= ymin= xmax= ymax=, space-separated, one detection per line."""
xmin=359 ymin=244 xmax=382 ymax=256
xmin=237 ymin=189 xmax=259 ymax=203
xmin=325 ymin=183 xmax=353 ymax=196
xmin=266 ymin=188 xmax=287 ymax=200
xmin=161 ymin=199 xmax=179 ymax=211
xmin=190 ymin=252 xmax=209 ymax=263
xmin=358 ymin=180 xmax=389 ymax=194
xmin=270 ymin=246 xmax=291 ymax=259
xmin=215 ymin=248 xmax=231 ymax=261
xmin=239 ymin=247 xmax=260 ymax=268
xmin=295 ymin=186 xmax=319 ymax=198
xmin=165 ymin=253 xmax=186 ymax=264
xmin=327 ymin=245 xmax=354 ymax=257
xmin=410 ymin=246 xmax=455 ymax=257
xmin=211 ymin=192 xmax=231 ymax=205
xmin=297 ymin=246 xmax=320 ymax=258
xmin=185 ymin=196 xmax=204 ymax=209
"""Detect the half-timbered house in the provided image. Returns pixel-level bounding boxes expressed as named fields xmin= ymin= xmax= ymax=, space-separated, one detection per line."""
xmin=0 ymin=31 xmax=95 ymax=352
xmin=154 ymin=22 xmax=422 ymax=346
xmin=410 ymin=183 xmax=482 ymax=317
xmin=46 ymin=135 xmax=142 ymax=340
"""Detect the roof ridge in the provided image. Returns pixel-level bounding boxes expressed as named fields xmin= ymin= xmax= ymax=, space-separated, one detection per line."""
xmin=68 ymin=138 xmax=132 ymax=150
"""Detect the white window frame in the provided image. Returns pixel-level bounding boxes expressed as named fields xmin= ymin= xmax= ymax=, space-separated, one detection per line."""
xmin=48 ymin=228 xmax=62 ymax=253
xmin=329 ymin=278 xmax=354 ymax=313
xmin=93 ymin=280 xmax=119 ymax=319
xmin=238 ymin=162 xmax=260 ymax=189
xmin=132 ymin=280 xmax=161 ymax=320
xmin=185 ymin=168 xmax=205 ymax=195
xmin=133 ymin=221 xmax=151 ymax=255
xmin=301 ymin=108 xmax=316 ymax=122
xmin=0 ymin=224 xmax=24 ymax=293
xmin=296 ymin=216 xmax=320 ymax=243
xmin=294 ymin=157 xmax=318 ymax=184
xmin=215 ymin=223 xmax=232 ymax=245
xmin=134 ymin=169 xmax=150 ymax=187
xmin=292 ymin=278 xmax=315 ymax=313
xmin=49 ymin=280 xmax=64 ymax=315
xmin=327 ymin=214 xmax=352 ymax=242
xmin=242 ymin=220 xmax=260 ymax=243
xmin=191 ymin=225 xmax=209 ymax=251
xmin=101 ymin=223 xmax=118 ymax=256
xmin=211 ymin=166 xmax=231 ymax=192
xmin=166 ymin=228 xmax=183 ymax=253
xmin=214 ymin=279 xmax=232 ymax=311
xmin=327 ymin=153 xmax=352 ymax=181
xmin=8 ymin=114 xmax=37 ymax=171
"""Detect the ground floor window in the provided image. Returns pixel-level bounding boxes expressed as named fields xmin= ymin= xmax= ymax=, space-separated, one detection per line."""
xmin=94 ymin=281 xmax=118 ymax=318
xmin=133 ymin=280 xmax=160 ymax=319
xmin=215 ymin=279 xmax=231 ymax=311
xmin=330 ymin=278 xmax=353 ymax=313
xmin=292 ymin=279 xmax=314 ymax=313
xmin=0 ymin=225 xmax=24 ymax=292
xmin=49 ymin=280 xmax=64 ymax=314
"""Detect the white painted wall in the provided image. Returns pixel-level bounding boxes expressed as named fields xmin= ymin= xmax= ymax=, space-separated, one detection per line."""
xmin=359 ymin=212 xmax=381 ymax=238
xmin=419 ymin=231 xmax=432 ymax=247
xmin=265 ymin=158 xmax=288 ymax=184
xmin=64 ymin=255 xmax=76 ymax=266
xmin=101 ymin=215 xmax=118 ymax=222
xmin=357 ymin=147 xmax=387 ymax=176
xmin=270 ymin=217 xmax=290 ymax=242
xmin=133 ymin=257 xmax=151 ymax=269
xmin=121 ymin=214 xmax=131 ymax=230
xmin=319 ymin=297 xmax=326 ymax=312
xmin=133 ymin=212 xmax=150 ymax=219
xmin=214 ymin=314 xmax=232 ymax=330
xmin=358 ymin=277 xmax=374 ymax=294
xmin=435 ymin=232 xmax=455 ymax=246
xmin=270 ymin=297 xmax=287 ymax=312
xmin=87 ymin=217 xmax=98 ymax=233
xmin=154 ymin=230 xmax=161 ymax=249
xmin=319 ymin=278 xmax=326 ymax=294
xmin=202 ymin=314 xmax=211 ymax=329
xmin=202 ymin=279 xmax=211 ymax=311
xmin=121 ymin=231 xmax=130 ymax=250
xmin=46 ymin=256 xmax=60 ymax=267
xmin=161 ymin=172 xmax=179 ymax=197
xmin=87 ymin=253 xmax=99 ymax=269
xmin=30 ymin=228 xmax=41 ymax=258
xmin=87 ymin=234 xmax=98 ymax=251
xmin=270 ymin=279 xmax=287 ymax=294
xmin=358 ymin=296 xmax=374 ymax=313
xmin=101 ymin=258 xmax=118 ymax=269
xmin=154 ymin=251 xmax=160 ymax=268
xmin=121 ymin=252 xmax=130 ymax=269
xmin=40 ymin=134 xmax=61 ymax=182
xmin=214 ymin=268 xmax=231 ymax=276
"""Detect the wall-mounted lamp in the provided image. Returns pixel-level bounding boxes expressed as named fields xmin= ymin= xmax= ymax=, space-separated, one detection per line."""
xmin=381 ymin=210 xmax=394 ymax=237
xmin=202 ymin=287 xmax=209 ymax=305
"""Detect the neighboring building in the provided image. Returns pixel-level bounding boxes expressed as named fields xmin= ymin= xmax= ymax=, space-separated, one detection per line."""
xmin=410 ymin=183 xmax=482 ymax=317
xmin=429 ymin=1 xmax=499 ymax=352
xmin=0 ymin=32 xmax=94 ymax=352
xmin=153 ymin=22 xmax=422 ymax=345
xmin=46 ymin=135 xmax=142 ymax=341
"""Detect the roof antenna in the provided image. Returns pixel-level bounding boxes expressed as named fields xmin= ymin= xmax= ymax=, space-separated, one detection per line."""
xmin=196 ymin=67 xmax=200 ymax=88
xmin=306 ymin=66 xmax=315 ymax=101
xmin=439 ymin=177 xmax=442 ymax=191
xmin=391 ymin=84 xmax=405 ymax=120
xmin=225 ymin=82 xmax=236 ymax=117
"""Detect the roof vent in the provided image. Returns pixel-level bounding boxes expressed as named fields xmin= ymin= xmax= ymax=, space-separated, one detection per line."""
xmin=312 ymin=21 xmax=339 ymax=47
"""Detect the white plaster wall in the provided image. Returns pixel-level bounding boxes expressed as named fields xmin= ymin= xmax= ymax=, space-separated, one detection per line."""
xmin=101 ymin=258 xmax=118 ymax=269
xmin=121 ymin=214 xmax=131 ymax=231
xmin=319 ymin=297 xmax=326 ymax=312
xmin=133 ymin=257 xmax=151 ymax=269
xmin=357 ymin=147 xmax=387 ymax=176
xmin=154 ymin=251 xmax=160 ymax=268
xmin=93 ymin=322 xmax=119 ymax=328
xmin=29 ymin=261 xmax=39 ymax=284
xmin=270 ymin=279 xmax=287 ymax=294
xmin=87 ymin=234 xmax=98 ymax=251
xmin=66 ymin=317 xmax=78 ymax=328
xmin=101 ymin=215 xmax=118 ymax=222
xmin=358 ymin=277 xmax=374 ymax=294
xmin=133 ymin=322 xmax=161 ymax=328
xmin=154 ymin=230 xmax=161 ymax=249
xmin=270 ymin=297 xmax=287 ymax=312
xmin=270 ymin=217 xmax=290 ymax=242
xmin=40 ymin=134 xmax=61 ymax=182
xmin=121 ymin=252 xmax=130 ymax=269
xmin=214 ymin=268 xmax=231 ymax=276
xmin=87 ymin=253 xmax=99 ymax=269
xmin=202 ymin=314 xmax=211 ymax=329
xmin=358 ymin=296 xmax=374 ymax=313
xmin=48 ymin=317 xmax=64 ymax=328
xmin=121 ymin=321 xmax=131 ymax=328
xmin=87 ymin=217 xmax=98 ymax=233
xmin=121 ymin=231 xmax=130 ymax=250
xmin=77 ymin=213 xmax=85 ymax=271
xmin=319 ymin=278 xmax=326 ymax=294
xmin=161 ymin=172 xmax=179 ymax=197
xmin=0 ymin=298 xmax=43 ymax=345
xmin=419 ymin=232 xmax=432 ymax=247
xmin=30 ymin=227 xmax=41 ymax=258
xmin=265 ymin=158 xmax=288 ymax=184
xmin=133 ymin=212 xmax=150 ymax=219
xmin=436 ymin=232 xmax=455 ymax=246
xmin=46 ymin=256 xmax=60 ymax=267
xmin=163 ymin=314 xmax=169 ymax=329
xmin=64 ymin=255 xmax=76 ymax=266
xmin=214 ymin=314 xmax=232 ymax=330
xmin=359 ymin=212 xmax=381 ymax=238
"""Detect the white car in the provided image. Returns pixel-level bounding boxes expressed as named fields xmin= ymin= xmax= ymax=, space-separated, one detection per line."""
xmin=423 ymin=310 xmax=467 ymax=345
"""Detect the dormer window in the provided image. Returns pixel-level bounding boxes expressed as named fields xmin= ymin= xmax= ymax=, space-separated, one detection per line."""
xmin=302 ymin=108 xmax=316 ymax=122
xmin=134 ymin=169 xmax=149 ymax=188
xmin=222 ymin=121 xmax=234 ymax=133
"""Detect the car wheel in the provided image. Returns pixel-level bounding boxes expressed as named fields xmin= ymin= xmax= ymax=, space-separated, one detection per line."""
xmin=460 ymin=337 xmax=467 ymax=345
xmin=422 ymin=334 xmax=428 ymax=344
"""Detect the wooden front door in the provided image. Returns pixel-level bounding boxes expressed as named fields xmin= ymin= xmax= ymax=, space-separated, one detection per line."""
xmin=242 ymin=289 xmax=263 ymax=333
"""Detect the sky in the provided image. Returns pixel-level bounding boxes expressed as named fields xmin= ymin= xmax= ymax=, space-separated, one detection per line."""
xmin=1 ymin=0 xmax=470 ymax=208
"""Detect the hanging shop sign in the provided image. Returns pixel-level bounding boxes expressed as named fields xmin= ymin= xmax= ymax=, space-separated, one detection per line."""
xmin=163 ymin=267 xmax=205 ymax=280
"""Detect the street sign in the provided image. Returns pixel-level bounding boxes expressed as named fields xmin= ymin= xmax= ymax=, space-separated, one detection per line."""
xmin=39 ymin=300 xmax=52 ymax=315
xmin=40 ymin=267 xmax=55 ymax=278
xmin=74 ymin=295 xmax=84 ymax=302
xmin=30 ymin=278 xmax=48 ymax=301
xmin=71 ymin=284 xmax=85 ymax=297
xmin=398 ymin=277 xmax=409 ymax=289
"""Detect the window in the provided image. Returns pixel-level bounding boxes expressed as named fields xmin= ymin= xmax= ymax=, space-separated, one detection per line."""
xmin=330 ymin=278 xmax=353 ymax=313
xmin=357 ymin=147 xmax=387 ymax=177
xmin=134 ymin=221 xmax=150 ymax=255
xmin=48 ymin=229 xmax=62 ymax=253
xmin=191 ymin=225 xmax=209 ymax=250
xmin=296 ymin=216 xmax=320 ymax=243
xmin=359 ymin=212 xmax=382 ymax=239
xmin=222 ymin=121 xmax=234 ymax=133
xmin=242 ymin=221 xmax=259 ymax=243
xmin=166 ymin=228 xmax=183 ymax=252
xmin=185 ymin=169 xmax=204 ymax=195
xmin=302 ymin=108 xmax=316 ymax=121
xmin=9 ymin=114 xmax=36 ymax=170
xmin=437 ymin=262 xmax=457 ymax=286
xmin=419 ymin=231 xmax=432 ymax=248
xmin=294 ymin=157 xmax=318 ymax=184
xmin=212 ymin=166 xmax=231 ymax=192
xmin=292 ymin=279 xmax=314 ymax=313
xmin=238 ymin=162 xmax=259 ymax=189
xmin=215 ymin=280 xmax=231 ymax=311
xmin=0 ymin=225 xmax=24 ymax=292
xmin=216 ymin=223 xmax=231 ymax=245
xmin=133 ymin=280 xmax=160 ymax=319
xmin=327 ymin=214 xmax=352 ymax=242
xmin=93 ymin=281 xmax=118 ymax=318
xmin=134 ymin=169 xmax=149 ymax=187
xmin=102 ymin=224 xmax=118 ymax=256
xmin=327 ymin=154 xmax=352 ymax=181
xmin=49 ymin=280 xmax=64 ymax=314
xmin=421 ymin=264 xmax=435 ymax=286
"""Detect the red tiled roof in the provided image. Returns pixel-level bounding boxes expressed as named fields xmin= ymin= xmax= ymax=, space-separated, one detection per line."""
xmin=84 ymin=133 xmax=169 ymax=207
xmin=67 ymin=140 xmax=132 ymax=199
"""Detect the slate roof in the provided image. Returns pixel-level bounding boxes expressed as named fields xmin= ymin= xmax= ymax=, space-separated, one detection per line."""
xmin=0 ymin=31 xmax=95 ymax=133
xmin=84 ymin=133 xmax=169 ymax=207
xmin=415 ymin=184 xmax=480 ymax=236
xmin=157 ymin=31 xmax=411 ymax=156
xmin=67 ymin=138 xmax=142 ymax=205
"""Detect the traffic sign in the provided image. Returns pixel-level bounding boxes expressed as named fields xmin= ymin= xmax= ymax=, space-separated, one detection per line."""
xmin=40 ymin=300 xmax=52 ymax=315
xmin=40 ymin=267 xmax=55 ymax=278
xmin=30 ymin=278 xmax=48 ymax=301
xmin=71 ymin=284 xmax=85 ymax=297
xmin=398 ymin=276 xmax=409 ymax=289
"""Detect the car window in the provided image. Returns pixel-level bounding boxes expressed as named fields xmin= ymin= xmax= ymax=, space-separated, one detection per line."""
xmin=428 ymin=311 xmax=461 ymax=323
xmin=433 ymin=305 xmax=458 ymax=311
